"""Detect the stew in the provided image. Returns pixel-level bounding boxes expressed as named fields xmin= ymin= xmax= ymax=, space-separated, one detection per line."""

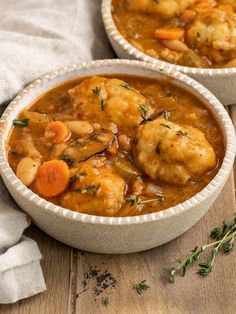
xmin=112 ymin=0 xmax=236 ymax=68
xmin=7 ymin=75 xmax=224 ymax=217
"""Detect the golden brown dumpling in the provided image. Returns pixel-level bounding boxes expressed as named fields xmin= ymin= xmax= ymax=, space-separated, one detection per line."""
xmin=60 ymin=158 xmax=126 ymax=216
xmin=135 ymin=119 xmax=217 ymax=185
xmin=68 ymin=76 xmax=153 ymax=133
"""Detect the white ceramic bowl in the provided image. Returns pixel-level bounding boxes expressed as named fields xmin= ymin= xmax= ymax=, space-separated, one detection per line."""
xmin=102 ymin=0 xmax=236 ymax=105
xmin=0 ymin=59 xmax=235 ymax=254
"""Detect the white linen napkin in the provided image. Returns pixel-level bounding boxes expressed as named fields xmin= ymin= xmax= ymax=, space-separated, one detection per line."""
xmin=0 ymin=180 xmax=46 ymax=304
xmin=0 ymin=0 xmax=114 ymax=304
xmin=0 ymin=236 xmax=46 ymax=304
xmin=0 ymin=0 xmax=114 ymax=105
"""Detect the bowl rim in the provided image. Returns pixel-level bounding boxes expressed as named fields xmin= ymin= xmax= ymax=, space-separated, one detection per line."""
xmin=0 ymin=59 xmax=235 ymax=226
xmin=102 ymin=0 xmax=236 ymax=76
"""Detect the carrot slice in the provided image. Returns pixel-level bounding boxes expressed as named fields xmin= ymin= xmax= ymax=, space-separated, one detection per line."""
xmin=154 ymin=28 xmax=184 ymax=40
xmin=35 ymin=160 xmax=70 ymax=197
xmin=45 ymin=121 xmax=71 ymax=144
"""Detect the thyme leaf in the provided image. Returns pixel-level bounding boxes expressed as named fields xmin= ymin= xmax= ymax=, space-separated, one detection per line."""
xmin=102 ymin=296 xmax=109 ymax=306
xmin=13 ymin=118 xmax=29 ymax=127
xmin=101 ymin=99 xmax=106 ymax=111
xmin=160 ymin=123 xmax=171 ymax=129
xmin=133 ymin=280 xmax=150 ymax=295
xmin=60 ymin=155 xmax=74 ymax=166
xmin=92 ymin=86 xmax=106 ymax=111
xmin=92 ymin=86 xmax=101 ymax=95
xmin=120 ymin=82 xmax=133 ymax=90
xmin=139 ymin=103 xmax=148 ymax=117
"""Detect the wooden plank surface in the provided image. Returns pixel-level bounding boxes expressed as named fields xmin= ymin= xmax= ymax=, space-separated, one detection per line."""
xmin=0 ymin=109 xmax=235 ymax=314
xmin=74 ymin=174 xmax=236 ymax=314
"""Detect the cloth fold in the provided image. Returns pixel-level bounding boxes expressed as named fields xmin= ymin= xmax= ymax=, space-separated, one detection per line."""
xmin=0 ymin=0 xmax=114 ymax=304
xmin=0 ymin=0 xmax=114 ymax=104
xmin=0 ymin=236 xmax=46 ymax=304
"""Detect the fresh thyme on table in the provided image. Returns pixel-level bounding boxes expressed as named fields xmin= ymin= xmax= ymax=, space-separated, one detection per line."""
xmin=102 ymin=296 xmax=109 ymax=306
xmin=164 ymin=213 xmax=236 ymax=282
xmin=133 ymin=280 xmax=150 ymax=295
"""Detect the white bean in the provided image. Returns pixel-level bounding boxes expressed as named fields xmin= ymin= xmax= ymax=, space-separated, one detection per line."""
xmin=65 ymin=121 xmax=93 ymax=137
xmin=162 ymin=40 xmax=188 ymax=52
xmin=16 ymin=157 xmax=40 ymax=186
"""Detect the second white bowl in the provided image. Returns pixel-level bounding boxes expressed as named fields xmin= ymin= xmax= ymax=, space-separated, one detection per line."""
xmin=102 ymin=0 xmax=236 ymax=105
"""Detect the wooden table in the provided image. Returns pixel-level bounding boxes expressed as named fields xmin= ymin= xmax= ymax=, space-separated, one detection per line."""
xmin=1 ymin=107 xmax=236 ymax=314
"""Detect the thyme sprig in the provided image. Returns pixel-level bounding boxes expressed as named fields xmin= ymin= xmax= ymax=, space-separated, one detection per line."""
xmin=125 ymin=194 xmax=165 ymax=207
xmin=164 ymin=213 xmax=236 ymax=282
xmin=133 ymin=280 xmax=150 ymax=295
